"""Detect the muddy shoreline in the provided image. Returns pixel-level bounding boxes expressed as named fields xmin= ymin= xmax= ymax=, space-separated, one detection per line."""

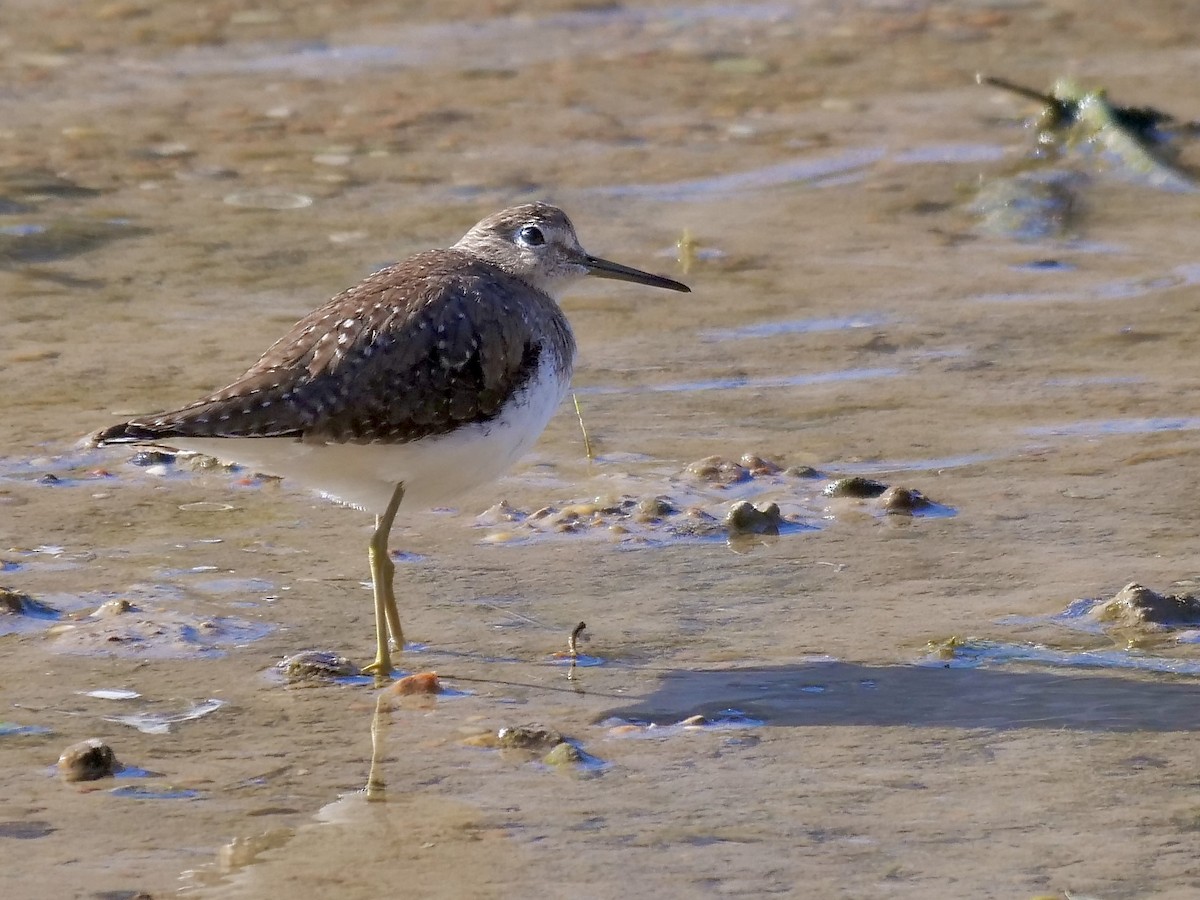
xmin=5 ymin=2 xmax=1200 ymax=898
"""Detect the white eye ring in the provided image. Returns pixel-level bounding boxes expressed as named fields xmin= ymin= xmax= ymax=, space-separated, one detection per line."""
xmin=517 ymin=224 xmax=546 ymax=247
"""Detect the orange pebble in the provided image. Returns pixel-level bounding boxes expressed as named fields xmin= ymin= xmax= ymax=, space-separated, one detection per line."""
xmin=390 ymin=671 xmax=441 ymax=695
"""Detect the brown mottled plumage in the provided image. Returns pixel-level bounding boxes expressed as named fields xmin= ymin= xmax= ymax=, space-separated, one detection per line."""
xmin=94 ymin=202 xmax=690 ymax=676
xmin=96 ymin=207 xmax=581 ymax=447
xmin=97 ymin=251 xmax=570 ymax=445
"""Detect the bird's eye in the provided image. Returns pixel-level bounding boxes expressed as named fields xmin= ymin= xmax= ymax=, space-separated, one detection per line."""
xmin=517 ymin=225 xmax=545 ymax=247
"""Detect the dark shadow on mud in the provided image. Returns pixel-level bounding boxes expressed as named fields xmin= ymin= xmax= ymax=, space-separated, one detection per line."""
xmin=604 ymin=661 xmax=1200 ymax=732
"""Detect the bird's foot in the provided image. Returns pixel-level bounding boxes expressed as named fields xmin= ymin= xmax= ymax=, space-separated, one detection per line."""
xmin=362 ymin=656 xmax=395 ymax=680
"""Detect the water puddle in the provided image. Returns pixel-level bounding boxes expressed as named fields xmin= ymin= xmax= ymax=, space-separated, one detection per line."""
xmin=889 ymin=143 xmax=1008 ymax=165
xmin=1011 ymin=259 xmax=1077 ymax=273
xmin=0 ymin=821 xmax=56 ymax=841
xmin=1025 ymin=416 xmax=1200 ymax=438
xmin=596 ymin=139 xmax=1011 ymax=203
xmin=702 ymin=313 xmax=892 ymax=342
xmin=576 ymin=366 xmax=902 ymax=396
xmin=919 ymin=637 xmax=1200 ymax=676
xmin=478 ymin=456 xmax=952 ymax=548
xmin=601 ymin=709 xmax=763 ymax=737
xmin=476 ymin=491 xmax=816 ymax=549
xmin=826 ymin=452 xmax=998 ymax=474
xmin=79 ymin=688 xmax=141 ymax=701
xmin=168 ymin=3 xmax=803 ymax=78
xmin=49 ymin=598 xmax=272 ymax=658
xmin=188 ymin=576 xmax=276 ymax=595
xmin=1042 ymin=376 xmax=1144 ymax=388
xmin=104 ymin=697 xmax=226 ymax=735
xmin=0 ymin=451 xmax=154 ymax=487
xmin=970 ymin=261 xmax=1200 ymax=305
xmin=462 ymin=725 xmax=608 ymax=772
xmin=594 ymin=147 xmax=888 ymax=201
xmin=109 ymin=785 xmax=204 ymax=800
xmin=112 ymin=765 xmax=158 ymax=780
xmin=547 ymin=653 xmax=605 ymax=668
xmin=0 ymin=588 xmax=62 ymax=635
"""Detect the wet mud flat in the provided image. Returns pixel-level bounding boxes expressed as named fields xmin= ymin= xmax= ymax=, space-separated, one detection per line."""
xmin=7 ymin=1 xmax=1200 ymax=898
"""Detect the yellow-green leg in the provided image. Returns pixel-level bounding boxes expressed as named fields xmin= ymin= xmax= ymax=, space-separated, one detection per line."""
xmin=362 ymin=483 xmax=405 ymax=677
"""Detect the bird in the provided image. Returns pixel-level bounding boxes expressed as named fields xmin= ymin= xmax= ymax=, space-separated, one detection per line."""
xmin=93 ymin=203 xmax=691 ymax=676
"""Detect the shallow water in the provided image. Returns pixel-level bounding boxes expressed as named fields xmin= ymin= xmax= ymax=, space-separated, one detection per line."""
xmin=5 ymin=1 xmax=1200 ymax=898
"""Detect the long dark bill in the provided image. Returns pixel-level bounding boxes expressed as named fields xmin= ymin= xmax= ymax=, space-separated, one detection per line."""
xmin=584 ymin=255 xmax=691 ymax=293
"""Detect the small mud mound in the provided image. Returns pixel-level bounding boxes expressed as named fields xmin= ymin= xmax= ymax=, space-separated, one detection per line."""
xmin=1087 ymin=582 xmax=1200 ymax=630
xmin=57 ymin=738 xmax=119 ymax=782
xmin=0 ymin=587 xmax=61 ymax=635
xmin=463 ymin=723 xmax=604 ymax=771
xmin=478 ymin=454 xmax=951 ymax=546
xmin=50 ymin=597 xmax=271 ymax=659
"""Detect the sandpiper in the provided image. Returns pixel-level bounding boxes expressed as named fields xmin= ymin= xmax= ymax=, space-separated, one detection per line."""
xmin=94 ymin=203 xmax=690 ymax=675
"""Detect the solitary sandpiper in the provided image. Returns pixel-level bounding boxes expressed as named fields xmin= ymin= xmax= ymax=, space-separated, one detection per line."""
xmin=94 ymin=203 xmax=691 ymax=676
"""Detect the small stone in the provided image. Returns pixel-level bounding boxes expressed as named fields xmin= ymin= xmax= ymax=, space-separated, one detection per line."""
xmin=37 ymin=474 xmax=60 ymax=484
xmin=738 ymin=453 xmax=781 ymax=475
xmin=679 ymin=715 xmax=709 ymax=727
xmin=670 ymin=507 xmax=724 ymax=538
xmin=475 ymin=500 xmax=525 ymax=526
xmin=57 ymin=738 xmax=118 ymax=782
xmin=390 ymin=671 xmax=441 ymax=696
xmin=482 ymin=530 xmax=520 ymax=544
xmin=130 ymin=449 xmax=175 ymax=467
xmin=495 ymin=724 xmax=564 ymax=751
xmin=93 ymin=598 xmax=136 ymax=617
xmin=823 ymin=476 xmax=888 ymax=498
xmin=879 ymin=486 xmax=930 ymax=513
xmin=1090 ymin=582 xmax=1200 ymax=629
xmin=724 ymin=501 xmax=783 ymax=536
xmin=685 ymin=455 xmax=751 ymax=485
xmin=180 ymin=453 xmax=235 ymax=472
xmin=633 ymin=496 xmax=674 ymax=522
xmin=543 ymin=742 xmax=584 ymax=766
xmin=559 ymin=503 xmax=599 ymax=518
xmin=278 ymin=650 xmax=360 ymax=682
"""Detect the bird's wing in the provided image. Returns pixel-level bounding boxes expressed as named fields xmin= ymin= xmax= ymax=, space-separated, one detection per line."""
xmin=95 ymin=250 xmax=573 ymax=446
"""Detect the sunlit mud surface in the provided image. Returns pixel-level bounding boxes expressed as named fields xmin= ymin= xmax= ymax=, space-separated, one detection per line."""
xmin=6 ymin=1 xmax=1200 ymax=898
